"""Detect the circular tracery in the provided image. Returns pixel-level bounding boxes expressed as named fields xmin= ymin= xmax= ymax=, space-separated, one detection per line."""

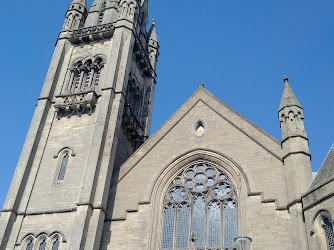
xmin=164 ymin=162 xmax=237 ymax=205
xmin=161 ymin=161 xmax=238 ymax=249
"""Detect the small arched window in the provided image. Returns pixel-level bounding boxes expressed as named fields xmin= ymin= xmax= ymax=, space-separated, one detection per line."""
xmin=26 ymin=240 xmax=34 ymax=250
xmin=161 ymin=161 xmax=238 ymax=249
xmin=38 ymin=239 xmax=47 ymax=250
xmin=52 ymin=238 xmax=60 ymax=250
xmin=67 ymin=57 xmax=104 ymax=94
xmin=58 ymin=153 xmax=69 ymax=181
xmin=322 ymin=216 xmax=334 ymax=250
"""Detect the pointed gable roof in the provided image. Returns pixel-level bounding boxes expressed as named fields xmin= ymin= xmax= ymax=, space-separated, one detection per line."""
xmin=109 ymin=85 xmax=286 ymax=220
xmin=279 ymin=82 xmax=302 ymax=111
xmin=309 ymin=144 xmax=334 ymax=189
xmin=118 ymin=85 xmax=283 ymax=182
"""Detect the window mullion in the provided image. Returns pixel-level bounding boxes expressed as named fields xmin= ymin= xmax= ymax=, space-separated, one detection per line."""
xmin=221 ymin=200 xmax=224 ymax=249
xmin=173 ymin=204 xmax=177 ymax=249
xmin=189 ymin=195 xmax=194 ymax=249
xmin=205 ymin=198 xmax=208 ymax=249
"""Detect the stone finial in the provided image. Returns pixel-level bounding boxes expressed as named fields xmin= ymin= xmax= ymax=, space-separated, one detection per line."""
xmin=283 ymin=75 xmax=289 ymax=84
xmin=152 ymin=18 xmax=157 ymax=25
xmin=199 ymin=83 xmax=204 ymax=88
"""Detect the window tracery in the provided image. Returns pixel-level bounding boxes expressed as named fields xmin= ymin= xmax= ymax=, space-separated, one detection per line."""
xmin=55 ymin=57 xmax=105 ymax=119
xmin=322 ymin=216 xmax=334 ymax=250
xmin=161 ymin=161 xmax=238 ymax=249
xmin=67 ymin=57 xmax=104 ymax=94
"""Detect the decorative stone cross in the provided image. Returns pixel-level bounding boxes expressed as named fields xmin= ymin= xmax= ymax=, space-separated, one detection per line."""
xmin=152 ymin=18 xmax=157 ymax=25
xmin=283 ymin=75 xmax=289 ymax=83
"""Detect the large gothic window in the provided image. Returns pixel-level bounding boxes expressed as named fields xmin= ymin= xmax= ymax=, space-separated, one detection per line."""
xmin=161 ymin=161 xmax=238 ymax=249
xmin=322 ymin=216 xmax=334 ymax=250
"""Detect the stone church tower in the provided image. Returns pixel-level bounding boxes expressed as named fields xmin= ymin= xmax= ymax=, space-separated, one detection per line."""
xmin=0 ymin=0 xmax=159 ymax=249
xmin=1 ymin=1 xmax=334 ymax=250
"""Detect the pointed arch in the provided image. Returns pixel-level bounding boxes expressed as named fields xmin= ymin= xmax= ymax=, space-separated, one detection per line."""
xmin=54 ymin=147 xmax=75 ymax=182
xmin=21 ymin=234 xmax=35 ymax=250
xmin=148 ymin=150 xmax=250 ymax=249
xmin=314 ymin=210 xmax=334 ymax=250
xmin=65 ymin=56 xmax=106 ymax=94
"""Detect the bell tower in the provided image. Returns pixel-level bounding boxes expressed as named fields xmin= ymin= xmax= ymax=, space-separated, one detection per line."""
xmin=0 ymin=0 xmax=159 ymax=249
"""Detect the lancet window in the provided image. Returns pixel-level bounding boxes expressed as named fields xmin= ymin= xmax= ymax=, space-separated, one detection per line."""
xmin=58 ymin=153 xmax=69 ymax=181
xmin=322 ymin=216 xmax=334 ymax=250
xmin=161 ymin=161 xmax=238 ymax=249
xmin=67 ymin=57 xmax=104 ymax=94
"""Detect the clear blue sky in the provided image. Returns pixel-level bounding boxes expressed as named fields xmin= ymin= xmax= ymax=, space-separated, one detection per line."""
xmin=0 ymin=0 xmax=333 ymax=209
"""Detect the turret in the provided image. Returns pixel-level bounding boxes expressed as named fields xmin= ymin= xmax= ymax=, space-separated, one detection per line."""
xmin=63 ymin=0 xmax=87 ymax=31
xmin=84 ymin=0 xmax=120 ymax=27
xmin=279 ymin=76 xmax=312 ymax=203
xmin=147 ymin=19 xmax=159 ymax=70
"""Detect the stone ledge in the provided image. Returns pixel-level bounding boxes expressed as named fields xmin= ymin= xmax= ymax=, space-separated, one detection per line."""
xmin=54 ymin=90 xmax=98 ymax=119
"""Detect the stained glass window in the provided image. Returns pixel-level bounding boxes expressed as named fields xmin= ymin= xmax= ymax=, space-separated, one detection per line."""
xmin=193 ymin=196 xmax=205 ymax=248
xmin=58 ymin=153 xmax=69 ymax=181
xmin=161 ymin=161 xmax=238 ymax=249
xmin=322 ymin=217 xmax=334 ymax=250
xmin=224 ymin=201 xmax=238 ymax=247
xmin=208 ymin=201 xmax=221 ymax=247
xmin=176 ymin=204 xmax=190 ymax=248
xmin=161 ymin=204 xmax=175 ymax=248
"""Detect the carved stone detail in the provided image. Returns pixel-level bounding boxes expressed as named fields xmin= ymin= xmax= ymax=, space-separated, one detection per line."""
xmin=122 ymin=105 xmax=144 ymax=147
xmin=55 ymin=91 xmax=98 ymax=119
xmin=70 ymin=23 xmax=115 ymax=43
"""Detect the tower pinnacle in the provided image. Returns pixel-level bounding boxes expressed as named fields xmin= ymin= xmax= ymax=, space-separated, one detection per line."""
xmin=279 ymin=77 xmax=302 ymax=112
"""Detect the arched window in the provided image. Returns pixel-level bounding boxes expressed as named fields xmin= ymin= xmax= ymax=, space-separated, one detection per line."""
xmin=322 ymin=216 xmax=334 ymax=250
xmin=52 ymin=238 xmax=60 ymax=250
xmin=58 ymin=153 xmax=69 ymax=181
xmin=67 ymin=57 xmax=104 ymax=94
xmin=161 ymin=161 xmax=238 ymax=249
xmin=38 ymin=239 xmax=47 ymax=250
xmin=26 ymin=240 xmax=34 ymax=250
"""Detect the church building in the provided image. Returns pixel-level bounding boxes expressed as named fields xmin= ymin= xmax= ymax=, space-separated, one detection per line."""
xmin=0 ymin=0 xmax=333 ymax=249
